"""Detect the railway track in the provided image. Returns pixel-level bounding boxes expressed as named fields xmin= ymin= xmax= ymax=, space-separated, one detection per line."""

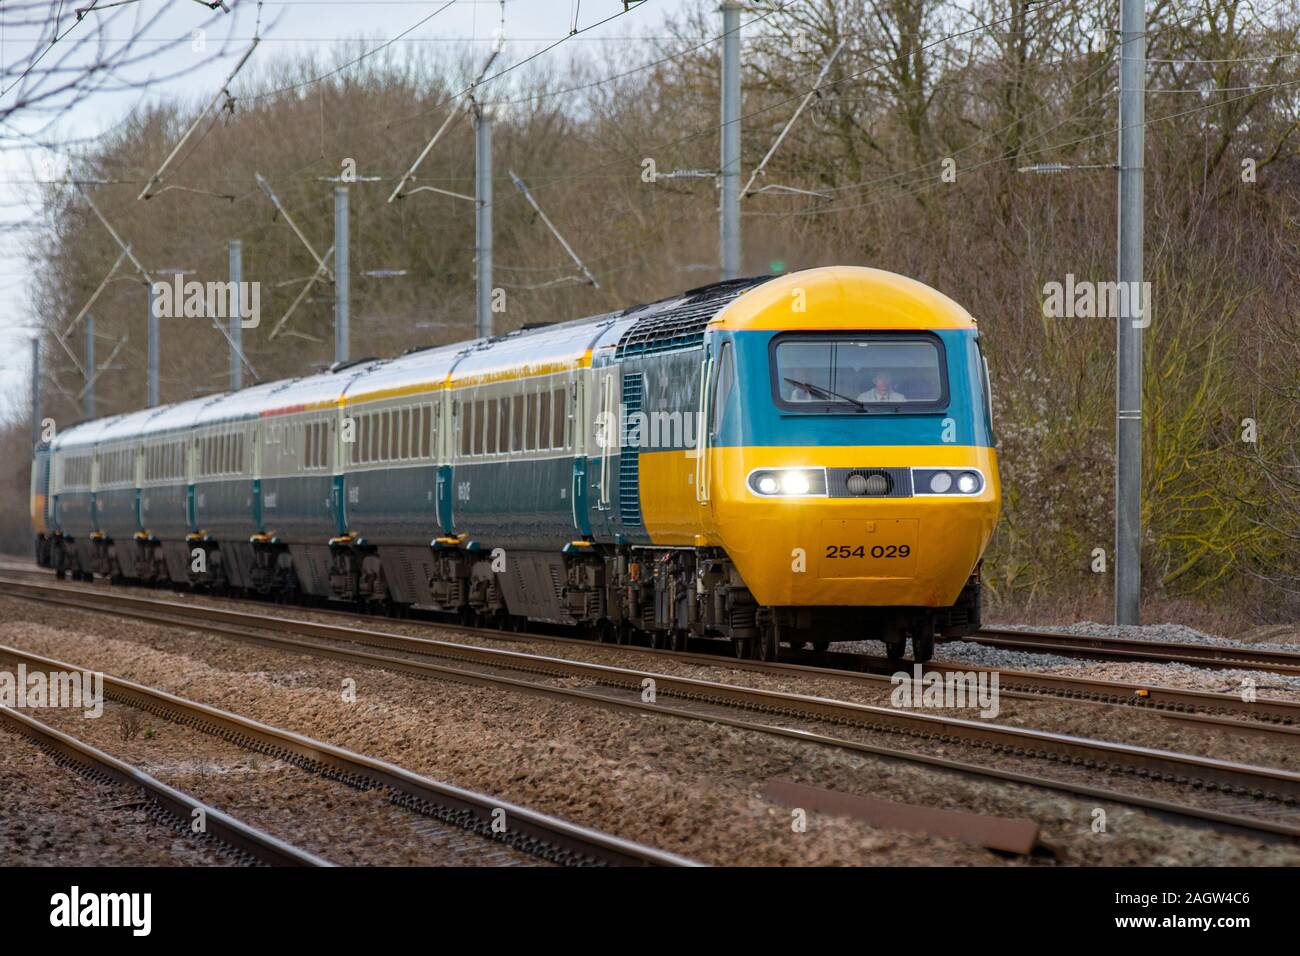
xmin=0 ymin=703 xmax=330 ymax=867
xmin=0 ymin=639 xmax=698 ymax=867
xmin=5 ymin=571 xmax=1295 ymax=733
xmin=5 ymin=576 xmax=1299 ymax=841
xmin=969 ymin=626 xmax=1300 ymax=675
xmin=4 ymin=561 xmax=1296 ymax=691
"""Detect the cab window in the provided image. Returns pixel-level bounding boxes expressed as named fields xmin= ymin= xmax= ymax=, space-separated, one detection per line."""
xmin=771 ymin=334 xmax=948 ymax=412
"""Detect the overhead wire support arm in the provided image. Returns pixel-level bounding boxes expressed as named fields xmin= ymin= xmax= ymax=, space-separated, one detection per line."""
xmin=391 ymin=1 xmax=505 ymax=204
xmin=137 ymin=37 xmax=260 ymax=201
xmin=387 ymin=109 xmax=467 ymax=203
xmin=61 ymin=245 xmax=130 ymax=339
xmin=75 ymin=335 xmax=129 ymax=402
xmin=742 ymin=39 xmax=846 ymax=199
xmin=508 ymin=170 xmax=599 ymax=289
xmin=77 ymin=184 xmax=153 ymax=284
xmin=267 ymin=246 xmax=335 ymax=341
xmin=254 ymin=172 xmax=334 ymax=282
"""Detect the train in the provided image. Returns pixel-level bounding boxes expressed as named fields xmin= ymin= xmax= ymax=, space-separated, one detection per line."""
xmin=31 ymin=266 xmax=1000 ymax=662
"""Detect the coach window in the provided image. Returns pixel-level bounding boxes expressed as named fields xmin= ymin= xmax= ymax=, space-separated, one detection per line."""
xmin=552 ymin=388 xmax=567 ymax=450
xmin=511 ymin=395 xmax=525 ymax=452
xmin=494 ymin=397 xmax=505 ymax=454
xmin=538 ymin=391 xmax=551 ymax=450
xmin=481 ymin=397 xmax=495 ymax=456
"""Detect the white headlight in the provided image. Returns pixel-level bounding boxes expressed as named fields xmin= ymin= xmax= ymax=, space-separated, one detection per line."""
xmin=757 ymin=475 xmax=779 ymax=495
xmin=957 ymin=472 xmax=979 ymax=493
xmin=781 ymin=471 xmax=811 ymax=495
xmin=929 ymin=472 xmax=952 ymax=494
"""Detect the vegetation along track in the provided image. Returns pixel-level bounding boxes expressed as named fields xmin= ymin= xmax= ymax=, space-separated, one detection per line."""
xmin=0 ymin=639 xmax=697 ymax=867
xmin=5 ymin=577 xmax=1300 ymax=842
xmin=0 ymin=703 xmax=330 ymax=866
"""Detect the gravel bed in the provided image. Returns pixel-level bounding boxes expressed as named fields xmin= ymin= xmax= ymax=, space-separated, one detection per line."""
xmin=25 ymin=579 xmax=1300 ymax=767
xmin=2 ymin=595 xmax=1298 ymax=866
xmin=989 ymin=620 xmax=1300 ymax=654
xmin=17 ymin=700 xmax=540 ymax=867
xmin=932 ymin=641 xmax=1300 ymax=700
xmin=0 ymin=724 xmax=229 ymax=866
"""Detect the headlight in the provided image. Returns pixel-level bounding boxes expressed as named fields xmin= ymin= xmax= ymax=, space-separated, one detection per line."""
xmin=748 ymin=468 xmax=826 ymax=497
xmin=913 ymin=468 xmax=983 ymax=496
xmin=781 ymin=472 xmax=810 ymax=495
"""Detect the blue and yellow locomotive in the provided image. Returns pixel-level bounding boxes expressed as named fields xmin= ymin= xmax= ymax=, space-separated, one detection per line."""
xmin=32 ymin=266 xmax=999 ymax=661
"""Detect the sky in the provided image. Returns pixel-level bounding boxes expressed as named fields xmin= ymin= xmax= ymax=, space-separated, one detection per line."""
xmin=0 ymin=0 xmax=706 ymax=419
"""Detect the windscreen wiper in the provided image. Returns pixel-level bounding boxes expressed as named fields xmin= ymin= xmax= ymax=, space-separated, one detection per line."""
xmin=783 ymin=377 xmax=866 ymax=410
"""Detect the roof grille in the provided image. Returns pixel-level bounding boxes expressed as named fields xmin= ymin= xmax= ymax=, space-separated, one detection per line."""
xmin=614 ymin=275 xmax=772 ymax=358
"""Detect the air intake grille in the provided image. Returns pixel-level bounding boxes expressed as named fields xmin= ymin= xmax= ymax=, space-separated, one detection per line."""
xmin=827 ymin=467 xmax=913 ymax=498
xmin=618 ymin=373 xmax=644 ymax=526
xmin=615 ymin=277 xmax=771 ymax=358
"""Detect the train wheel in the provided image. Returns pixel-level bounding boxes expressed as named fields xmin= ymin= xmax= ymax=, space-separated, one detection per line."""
xmin=911 ymin=630 xmax=935 ymax=663
xmin=669 ymin=629 xmax=690 ymax=652
xmin=755 ymin=626 xmax=779 ymax=662
xmin=812 ymin=639 xmax=830 ymax=653
xmin=732 ymin=637 xmax=752 ymax=659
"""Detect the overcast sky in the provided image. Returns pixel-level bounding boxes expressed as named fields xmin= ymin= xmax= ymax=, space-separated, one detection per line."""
xmin=0 ymin=0 xmax=709 ymax=419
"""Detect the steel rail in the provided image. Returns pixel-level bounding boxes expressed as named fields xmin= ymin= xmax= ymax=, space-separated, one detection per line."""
xmin=5 ymin=580 xmax=1300 ymax=840
xmin=0 ymin=704 xmax=332 ymax=867
xmin=0 ymin=641 xmax=699 ymax=868
xmin=5 ymin=568 xmax=1296 ymax=729
xmin=5 ymin=571 xmax=1296 ymax=730
xmin=971 ymin=626 xmax=1300 ymax=674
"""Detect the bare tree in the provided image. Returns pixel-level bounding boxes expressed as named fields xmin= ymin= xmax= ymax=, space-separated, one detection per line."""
xmin=0 ymin=0 xmax=268 ymax=150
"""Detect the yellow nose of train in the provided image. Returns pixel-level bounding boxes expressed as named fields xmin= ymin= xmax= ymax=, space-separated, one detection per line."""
xmin=636 ymin=266 xmax=1000 ymax=616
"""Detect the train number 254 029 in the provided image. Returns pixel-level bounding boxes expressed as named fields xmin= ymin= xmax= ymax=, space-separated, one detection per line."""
xmin=824 ymin=544 xmax=911 ymax=559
